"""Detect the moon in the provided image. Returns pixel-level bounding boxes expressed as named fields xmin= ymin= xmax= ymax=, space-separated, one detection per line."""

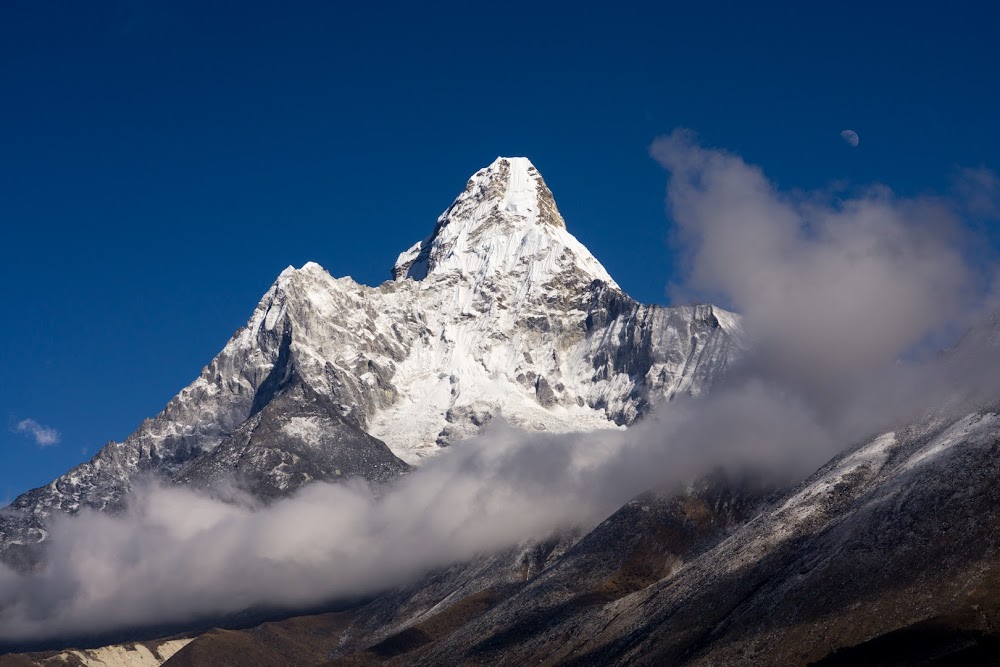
xmin=840 ymin=129 xmax=860 ymax=147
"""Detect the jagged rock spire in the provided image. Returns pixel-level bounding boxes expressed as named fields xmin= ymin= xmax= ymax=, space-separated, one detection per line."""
xmin=391 ymin=157 xmax=617 ymax=288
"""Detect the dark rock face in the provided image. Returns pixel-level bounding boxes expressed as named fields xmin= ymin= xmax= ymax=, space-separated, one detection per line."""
xmin=173 ymin=375 xmax=408 ymax=501
xmin=535 ymin=376 xmax=557 ymax=407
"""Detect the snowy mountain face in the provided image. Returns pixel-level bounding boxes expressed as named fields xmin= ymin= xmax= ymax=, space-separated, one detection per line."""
xmin=0 ymin=157 xmax=744 ymax=567
xmin=374 ymin=157 xmax=743 ymax=458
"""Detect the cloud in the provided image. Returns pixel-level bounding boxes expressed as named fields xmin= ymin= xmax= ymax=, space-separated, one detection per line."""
xmin=12 ymin=419 xmax=60 ymax=447
xmin=652 ymin=129 xmax=979 ymax=428
xmin=954 ymin=166 xmax=1000 ymax=220
xmin=0 ymin=395 xmax=837 ymax=644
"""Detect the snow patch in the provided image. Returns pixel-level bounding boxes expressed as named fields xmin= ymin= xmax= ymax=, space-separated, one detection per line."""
xmin=50 ymin=638 xmax=192 ymax=667
xmin=282 ymin=416 xmax=325 ymax=442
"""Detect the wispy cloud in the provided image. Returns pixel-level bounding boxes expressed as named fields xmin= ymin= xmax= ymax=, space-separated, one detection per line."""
xmin=954 ymin=166 xmax=1000 ymax=220
xmin=13 ymin=419 xmax=60 ymax=447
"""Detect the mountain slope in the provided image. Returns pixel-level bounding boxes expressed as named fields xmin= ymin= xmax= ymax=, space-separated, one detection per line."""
xmin=316 ymin=405 xmax=1000 ymax=667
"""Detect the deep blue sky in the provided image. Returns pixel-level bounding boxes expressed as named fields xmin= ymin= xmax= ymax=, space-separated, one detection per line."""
xmin=2 ymin=1 xmax=998 ymax=500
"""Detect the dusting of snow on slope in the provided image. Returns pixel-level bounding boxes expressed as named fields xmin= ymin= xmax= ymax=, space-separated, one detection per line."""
xmin=901 ymin=412 xmax=999 ymax=472
xmin=699 ymin=431 xmax=899 ymax=577
xmin=774 ymin=432 xmax=897 ymax=528
xmin=667 ymin=409 xmax=999 ymax=586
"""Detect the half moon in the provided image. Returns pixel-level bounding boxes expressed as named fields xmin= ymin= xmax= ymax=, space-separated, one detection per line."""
xmin=840 ymin=129 xmax=860 ymax=147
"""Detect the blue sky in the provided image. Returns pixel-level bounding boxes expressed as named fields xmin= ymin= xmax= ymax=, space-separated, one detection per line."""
xmin=1 ymin=0 xmax=998 ymax=499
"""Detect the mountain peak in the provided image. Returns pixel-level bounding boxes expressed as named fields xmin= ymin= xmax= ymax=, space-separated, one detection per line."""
xmin=474 ymin=156 xmax=565 ymax=230
xmin=277 ymin=261 xmax=327 ymax=282
xmin=392 ymin=158 xmax=617 ymax=289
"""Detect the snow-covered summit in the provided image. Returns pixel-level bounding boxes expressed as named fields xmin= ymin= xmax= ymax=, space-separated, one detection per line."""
xmin=0 ymin=157 xmax=745 ymax=565
xmin=228 ymin=160 xmax=741 ymax=464
xmin=392 ymin=157 xmax=619 ymax=290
